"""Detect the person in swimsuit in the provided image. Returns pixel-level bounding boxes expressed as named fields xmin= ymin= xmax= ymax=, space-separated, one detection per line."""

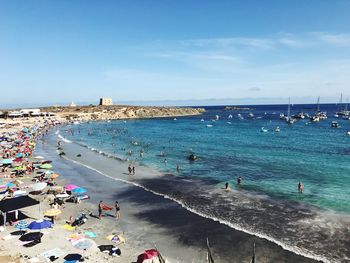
xmin=115 ymin=201 xmax=120 ymax=220
xmin=298 ymin=180 xmax=304 ymax=193
xmin=98 ymin=200 xmax=103 ymax=219
xmin=237 ymin=176 xmax=242 ymax=185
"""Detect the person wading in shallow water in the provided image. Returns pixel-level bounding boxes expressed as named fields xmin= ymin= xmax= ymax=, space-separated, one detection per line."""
xmin=132 ymin=166 xmax=135 ymax=175
xmin=237 ymin=176 xmax=242 ymax=185
xmin=298 ymin=180 xmax=304 ymax=193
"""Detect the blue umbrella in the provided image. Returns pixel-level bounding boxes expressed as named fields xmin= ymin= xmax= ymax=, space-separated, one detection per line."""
xmin=72 ymin=188 xmax=87 ymax=195
xmin=5 ymin=182 xmax=16 ymax=188
xmin=28 ymin=219 xmax=52 ymax=230
xmin=15 ymin=220 xmax=28 ymax=230
xmin=16 ymin=153 xmax=23 ymax=158
xmin=2 ymin=159 xmax=12 ymax=165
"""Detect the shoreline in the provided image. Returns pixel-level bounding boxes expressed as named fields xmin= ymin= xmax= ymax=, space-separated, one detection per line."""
xmin=51 ymin=127 xmax=322 ymax=263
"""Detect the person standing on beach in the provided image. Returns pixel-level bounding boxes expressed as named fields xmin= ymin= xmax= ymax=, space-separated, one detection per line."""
xmin=128 ymin=164 xmax=132 ymax=175
xmin=98 ymin=200 xmax=103 ymax=219
xmin=237 ymin=176 xmax=242 ymax=185
xmin=132 ymin=166 xmax=135 ymax=175
xmin=115 ymin=201 xmax=120 ymax=220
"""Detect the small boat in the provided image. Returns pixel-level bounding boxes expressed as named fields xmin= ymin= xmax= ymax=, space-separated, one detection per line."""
xmin=342 ymin=115 xmax=350 ymax=120
xmin=334 ymin=114 xmax=339 ymax=118
xmin=331 ymin=121 xmax=340 ymax=128
xmin=260 ymin=127 xmax=268 ymax=133
xmin=279 ymin=113 xmax=286 ymax=119
xmin=285 ymin=98 xmax=297 ymax=124
xmin=227 ymin=121 xmax=232 ymax=124
xmin=73 ymin=121 xmax=80 ymax=125
xmin=237 ymin=114 xmax=244 ymax=120
xmin=206 ymin=124 xmax=213 ymax=128
xmin=174 ymin=118 xmax=177 ymax=121
xmin=311 ymin=96 xmax=327 ymax=121
xmin=248 ymin=112 xmax=254 ymax=118
xmin=347 ymin=131 xmax=350 ymax=136
xmin=293 ymin=112 xmax=305 ymax=119
xmin=215 ymin=115 xmax=220 ymax=121
xmin=228 ymin=114 xmax=233 ymax=119
xmin=200 ymin=118 xmax=205 ymax=122
xmin=275 ymin=126 xmax=281 ymax=132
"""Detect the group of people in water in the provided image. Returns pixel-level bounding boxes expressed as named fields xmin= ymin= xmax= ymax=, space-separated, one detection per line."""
xmin=224 ymin=176 xmax=304 ymax=193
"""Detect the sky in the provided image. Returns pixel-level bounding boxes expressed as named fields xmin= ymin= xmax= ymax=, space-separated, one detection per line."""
xmin=0 ymin=0 xmax=350 ymax=107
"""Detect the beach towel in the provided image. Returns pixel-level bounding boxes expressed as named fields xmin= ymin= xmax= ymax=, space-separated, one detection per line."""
xmin=85 ymin=231 xmax=97 ymax=238
xmin=101 ymin=203 xmax=112 ymax=211
xmin=62 ymin=224 xmax=76 ymax=231
xmin=40 ymin=248 xmax=66 ymax=260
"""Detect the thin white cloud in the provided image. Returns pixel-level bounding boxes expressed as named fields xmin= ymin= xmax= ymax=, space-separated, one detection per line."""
xmin=312 ymin=32 xmax=350 ymax=46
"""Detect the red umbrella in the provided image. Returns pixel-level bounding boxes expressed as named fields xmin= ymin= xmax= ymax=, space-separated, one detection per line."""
xmin=137 ymin=249 xmax=159 ymax=263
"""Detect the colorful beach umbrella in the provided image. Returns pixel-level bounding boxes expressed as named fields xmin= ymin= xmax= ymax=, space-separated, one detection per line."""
xmin=15 ymin=220 xmax=28 ymax=230
xmin=1 ymin=159 xmax=13 ymax=165
xmin=49 ymin=173 xmax=60 ymax=179
xmin=72 ymin=188 xmax=87 ymax=195
xmin=44 ymin=208 xmax=62 ymax=217
xmin=28 ymin=219 xmax=52 ymax=230
xmin=40 ymin=163 xmax=53 ymax=169
xmin=65 ymin=184 xmax=79 ymax=191
xmin=13 ymin=166 xmax=26 ymax=171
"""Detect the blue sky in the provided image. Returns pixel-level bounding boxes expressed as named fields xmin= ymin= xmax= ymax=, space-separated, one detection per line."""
xmin=0 ymin=0 xmax=350 ymax=107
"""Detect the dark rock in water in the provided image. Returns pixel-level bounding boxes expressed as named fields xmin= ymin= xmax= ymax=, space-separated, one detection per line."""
xmin=58 ymin=151 xmax=65 ymax=156
xmin=188 ymin=154 xmax=198 ymax=161
xmin=77 ymin=154 xmax=82 ymax=157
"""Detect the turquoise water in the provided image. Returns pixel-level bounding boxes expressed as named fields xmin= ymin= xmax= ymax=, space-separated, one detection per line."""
xmin=64 ymin=104 xmax=350 ymax=213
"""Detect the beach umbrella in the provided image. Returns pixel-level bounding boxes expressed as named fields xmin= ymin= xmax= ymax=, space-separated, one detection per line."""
xmin=28 ymin=219 xmax=52 ymax=230
xmin=16 ymin=153 xmax=23 ymax=158
xmin=5 ymin=182 xmax=16 ymax=188
xmin=56 ymin=193 xmax=70 ymax=198
xmin=2 ymin=159 xmax=13 ymax=165
xmin=49 ymin=173 xmax=60 ymax=179
xmin=137 ymin=249 xmax=159 ymax=263
xmin=72 ymin=188 xmax=87 ymax=195
xmin=13 ymin=190 xmax=26 ymax=197
xmin=13 ymin=157 xmax=23 ymax=163
xmin=65 ymin=184 xmax=79 ymax=191
xmin=72 ymin=238 xmax=95 ymax=250
xmin=13 ymin=166 xmax=26 ymax=171
xmin=64 ymin=254 xmax=82 ymax=261
xmin=15 ymin=220 xmax=28 ymax=230
xmin=44 ymin=208 xmax=62 ymax=217
xmin=32 ymin=182 xmax=47 ymax=191
xmin=19 ymin=232 xmax=43 ymax=242
xmin=40 ymin=163 xmax=53 ymax=169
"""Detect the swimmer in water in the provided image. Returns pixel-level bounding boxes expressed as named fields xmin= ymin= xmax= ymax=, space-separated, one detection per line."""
xmin=237 ymin=176 xmax=242 ymax=185
xmin=298 ymin=180 xmax=304 ymax=193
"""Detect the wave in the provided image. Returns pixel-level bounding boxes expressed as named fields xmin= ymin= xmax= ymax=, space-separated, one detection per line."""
xmin=57 ymin=134 xmax=72 ymax=144
xmin=61 ymin=153 xmax=330 ymax=263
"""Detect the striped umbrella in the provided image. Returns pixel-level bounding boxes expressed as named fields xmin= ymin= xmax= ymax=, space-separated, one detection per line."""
xmin=15 ymin=220 xmax=28 ymax=230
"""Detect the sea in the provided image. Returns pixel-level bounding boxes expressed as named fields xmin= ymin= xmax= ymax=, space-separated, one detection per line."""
xmin=58 ymin=103 xmax=350 ymax=262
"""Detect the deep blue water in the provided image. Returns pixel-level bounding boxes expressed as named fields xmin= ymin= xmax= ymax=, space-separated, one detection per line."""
xmin=63 ymin=104 xmax=350 ymax=213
